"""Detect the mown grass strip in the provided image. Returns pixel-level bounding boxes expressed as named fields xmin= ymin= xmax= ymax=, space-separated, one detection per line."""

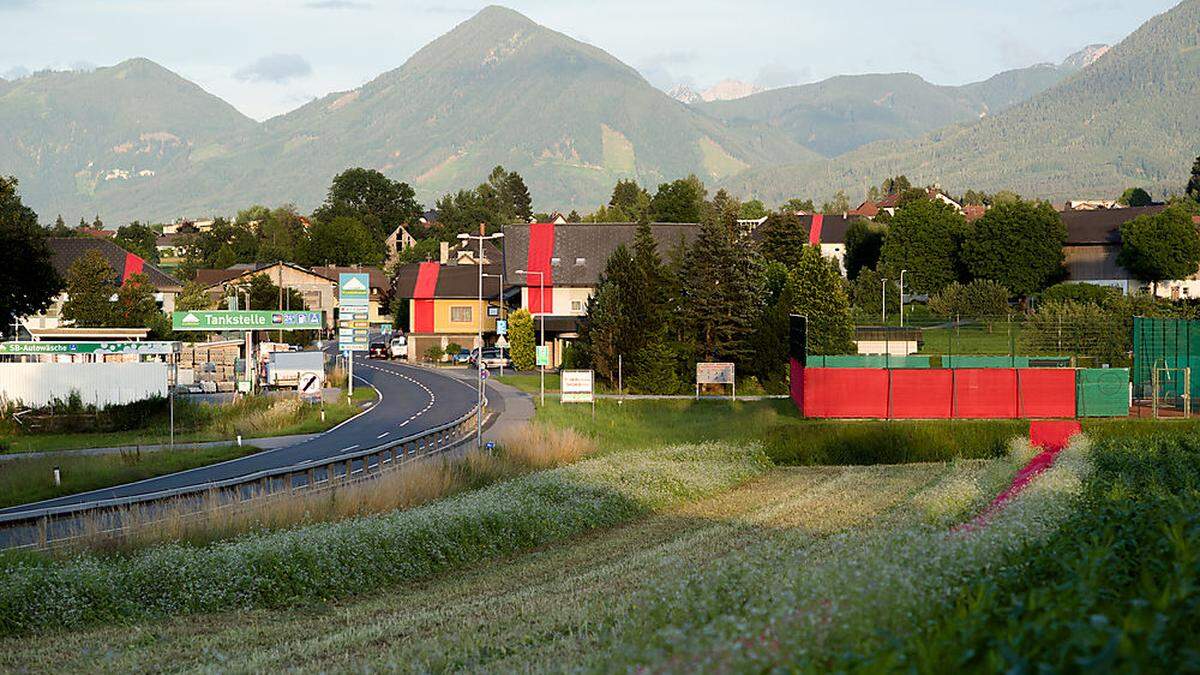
xmin=0 ymin=442 xmax=769 ymax=637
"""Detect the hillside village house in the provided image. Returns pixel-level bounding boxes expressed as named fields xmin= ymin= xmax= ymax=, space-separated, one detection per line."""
xmin=18 ymin=238 xmax=183 ymax=334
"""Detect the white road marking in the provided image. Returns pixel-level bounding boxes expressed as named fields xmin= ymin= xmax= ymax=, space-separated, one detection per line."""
xmin=340 ymin=444 xmax=359 ymax=452
xmin=376 ymin=432 xmax=390 ymax=439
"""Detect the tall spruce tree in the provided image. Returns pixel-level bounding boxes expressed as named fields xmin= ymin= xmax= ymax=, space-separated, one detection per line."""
xmin=682 ymin=202 xmax=761 ymax=364
xmin=1188 ymin=156 xmax=1200 ymax=202
xmin=577 ymin=245 xmax=636 ymax=384
xmin=758 ymin=212 xmax=808 ymax=270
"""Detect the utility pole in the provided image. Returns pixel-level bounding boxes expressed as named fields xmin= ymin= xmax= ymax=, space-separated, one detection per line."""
xmin=459 ymin=226 xmax=504 ymax=447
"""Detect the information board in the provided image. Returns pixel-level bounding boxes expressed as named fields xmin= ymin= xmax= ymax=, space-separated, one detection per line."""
xmin=338 ymin=273 xmax=371 ymax=352
xmin=536 ymin=345 xmax=551 ymax=367
xmin=0 ymin=341 xmax=179 ymax=355
xmin=561 ymin=370 xmax=594 ymax=403
xmin=696 ymin=362 xmax=735 ymax=385
xmin=172 ymin=311 xmax=322 ymax=331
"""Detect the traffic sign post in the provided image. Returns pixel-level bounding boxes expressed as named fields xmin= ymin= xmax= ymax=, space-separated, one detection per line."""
xmin=338 ymin=273 xmax=371 ymax=397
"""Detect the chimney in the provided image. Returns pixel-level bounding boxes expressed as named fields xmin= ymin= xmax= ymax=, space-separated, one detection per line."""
xmin=439 ymin=241 xmax=449 ymax=265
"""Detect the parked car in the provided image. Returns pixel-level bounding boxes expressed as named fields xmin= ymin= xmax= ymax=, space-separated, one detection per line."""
xmin=452 ymin=348 xmax=473 ymax=365
xmin=474 ymin=348 xmax=512 ymax=370
xmin=388 ymin=335 xmax=408 ymax=360
xmin=368 ymin=342 xmax=388 ymax=359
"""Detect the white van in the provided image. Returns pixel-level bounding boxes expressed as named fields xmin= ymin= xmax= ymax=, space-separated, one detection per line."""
xmin=389 ymin=335 xmax=408 ymax=360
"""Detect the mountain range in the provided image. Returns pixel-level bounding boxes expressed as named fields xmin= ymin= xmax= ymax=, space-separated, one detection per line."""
xmin=1 ymin=2 xmax=1197 ymax=224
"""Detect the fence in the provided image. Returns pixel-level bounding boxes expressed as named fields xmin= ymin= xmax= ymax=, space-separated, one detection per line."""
xmin=1132 ymin=317 xmax=1200 ymax=413
xmin=0 ymin=362 xmax=168 ymax=408
xmin=0 ymin=404 xmax=480 ymax=550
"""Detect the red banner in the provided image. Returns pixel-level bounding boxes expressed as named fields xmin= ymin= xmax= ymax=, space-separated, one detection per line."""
xmin=803 ymin=368 xmax=888 ymax=418
xmin=889 ymin=370 xmax=953 ymax=418
xmin=953 ymin=369 xmax=1019 ymax=418
xmin=808 ymin=213 xmax=824 ymax=245
xmin=1018 ymin=369 xmax=1077 ymax=419
xmin=412 ymin=262 xmax=440 ymax=333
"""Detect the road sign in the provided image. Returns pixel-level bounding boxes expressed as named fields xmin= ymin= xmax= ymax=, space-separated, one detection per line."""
xmin=380 ymin=322 xmax=392 ymax=335
xmin=495 ymin=336 xmax=510 ymax=349
xmin=172 ymin=311 xmax=323 ymax=331
xmin=496 ymin=319 xmax=507 ymax=335
xmin=480 ymin=368 xmax=490 ymax=381
xmin=562 ymin=370 xmax=594 ymax=403
xmin=338 ymin=273 xmax=371 ymax=352
xmin=536 ymin=345 xmax=551 ymax=367
xmin=298 ymin=371 xmax=322 ymax=399
xmin=0 ymin=341 xmax=179 ymax=355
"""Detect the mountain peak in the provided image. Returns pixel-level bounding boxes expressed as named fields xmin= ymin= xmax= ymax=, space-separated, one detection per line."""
xmin=1060 ymin=44 xmax=1110 ymax=70
xmin=462 ymin=5 xmax=538 ymax=31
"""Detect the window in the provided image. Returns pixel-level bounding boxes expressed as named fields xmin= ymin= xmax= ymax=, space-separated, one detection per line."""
xmin=551 ymin=257 xmax=561 ymax=266
xmin=575 ymin=257 xmax=586 ymax=266
xmin=450 ymin=306 xmax=472 ymax=323
xmin=571 ymin=300 xmax=583 ymax=312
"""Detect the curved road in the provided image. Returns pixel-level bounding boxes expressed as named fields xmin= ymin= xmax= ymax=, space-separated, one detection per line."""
xmin=0 ymin=359 xmax=478 ymax=517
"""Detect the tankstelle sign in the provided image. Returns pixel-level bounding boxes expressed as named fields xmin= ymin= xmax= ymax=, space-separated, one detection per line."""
xmin=172 ymin=311 xmax=324 ymax=331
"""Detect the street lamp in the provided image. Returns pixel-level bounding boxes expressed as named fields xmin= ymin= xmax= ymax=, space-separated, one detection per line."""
xmin=513 ymin=268 xmax=546 ymax=405
xmin=458 ymin=227 xmax=504 ymax=448
xmin=482 ymin=272 xmax=506 ymax=376
xmin=899 ymin=269 xmax=908 ymax=328
xmin=881 ymin=278 xmax=888 ymax=325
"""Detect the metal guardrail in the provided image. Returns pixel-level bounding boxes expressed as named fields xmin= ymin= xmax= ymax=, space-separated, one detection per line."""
xmin=0 ymin=402 xmax=481 ymax=550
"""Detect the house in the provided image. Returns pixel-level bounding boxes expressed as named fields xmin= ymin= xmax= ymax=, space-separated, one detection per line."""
xmin=312 ymin=265 xmax=394 ymax=325
xmin=962 ymin=204 xmax=987 ymax=223
xmin=850 ymin=188 xmax=962 ymax=219
xmin=1061 ymin=205 xmax=1167 ymax=293
xmin=154 ymin=232 xmax=195 ymax=268
xmin=750 ymin=213 xmax=863 ymax=275
xmin=163 ymin=218 xmax=215 ymax=235
xmin=19 ymin=238 xmax=183 ymax=333
xmin=384 ymin=224 xmax=417 ymax=265
xmin=194 ymin=262 xmax=338 ymax=329
xmin=502 ymin=222 xmax=699 ymax=366
xmin=391 ymin=259 xmax=505 ymax=361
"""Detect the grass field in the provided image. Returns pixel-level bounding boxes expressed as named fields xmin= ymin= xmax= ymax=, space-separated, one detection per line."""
xmin=1 ymin=388 xmax=376 ymax=454
xmin=0 ymin=445 xmax=1075 ymax=671
xmin=0 ymin=445 xmax=261 ymax=509
xmin=919 ymin=322 xmax=1021 ymax=355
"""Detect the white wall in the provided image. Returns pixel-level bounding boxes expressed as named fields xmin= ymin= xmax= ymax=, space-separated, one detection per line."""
xmin=0 ymin=362 xmax=168 ymax=408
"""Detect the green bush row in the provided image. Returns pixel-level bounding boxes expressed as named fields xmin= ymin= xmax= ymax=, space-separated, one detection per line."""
xmin=762 ymin=419 xmax=1024 ymax=465
xmin=0 ymin=443 xmax=769 ymax=636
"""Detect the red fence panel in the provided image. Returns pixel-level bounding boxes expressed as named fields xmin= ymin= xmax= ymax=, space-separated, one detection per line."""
xmin=953 ymin=369 xmax=1019 ymax=419
xmin=889 ymin=370 xmax=953 ymax=419
xmin=1018 ymin=369 xmax=1077 ymax=419
xmin=803 ymin=368 xmax=888 ymax=418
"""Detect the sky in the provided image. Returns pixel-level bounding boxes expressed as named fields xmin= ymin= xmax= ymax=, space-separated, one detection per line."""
xmin=0 ymin=0 xmax=1182 ymax=121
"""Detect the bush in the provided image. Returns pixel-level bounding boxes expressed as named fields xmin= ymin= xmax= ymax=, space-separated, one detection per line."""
xmin=423 ymin=345 xmax=444 ymax=363
xmin=1039 ymin=281 xmax=1119 ymax=305
xmin=444 ymin=342 xmax=463 ymax=358
xmin=762 ymin=420 xmax=1023 ymax=465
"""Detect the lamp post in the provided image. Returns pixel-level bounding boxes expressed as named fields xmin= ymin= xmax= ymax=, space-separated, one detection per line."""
xmin=881 ymin=278 xmax=888 ymax=325
xmin=514 ymin=268 xmax=546 ymax=405
xmin=458 ymin=226 xmax=504 ymax=448
xmin=899 ymin=269 xmax=908 ymax=328
xmin=483 ymin=272 xmax=505 ymax=376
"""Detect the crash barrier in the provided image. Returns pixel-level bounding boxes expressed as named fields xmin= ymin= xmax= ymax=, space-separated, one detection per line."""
xmin=798 ymin=367 xmax=1089 ymax=419
xmin=0 ymin=404 xmax=480 ymax=550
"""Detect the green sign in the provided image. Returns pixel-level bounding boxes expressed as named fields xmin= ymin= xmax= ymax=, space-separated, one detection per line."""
xmin=172 ymin=310 xmax=323 ymax=331
xmin=339 ymin=273 xmax=371 ymax=352
xmin=536 ymin=345 xmax=551 ymax=367
xmin=0 ymin=341 xmax=178 ymax=355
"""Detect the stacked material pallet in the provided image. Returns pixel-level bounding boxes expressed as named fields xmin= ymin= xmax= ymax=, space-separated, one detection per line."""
xmin=179 ymin=341 xmax=242 ymax=393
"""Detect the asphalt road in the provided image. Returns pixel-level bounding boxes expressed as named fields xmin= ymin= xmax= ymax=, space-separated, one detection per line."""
xmin=0 ymin=358 xmax=479 ymax=517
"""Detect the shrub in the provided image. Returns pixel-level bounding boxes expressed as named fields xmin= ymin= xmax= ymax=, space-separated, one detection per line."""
xmin=444 ymin=342 xmax=463 ymax=358
xmin=1039 ymin=281 xmax=1119 ymax=305
xmin=423 ymin=345 xmax=444 ymax=363
xmin=762 ymin=420 xmax=1022 ymax=466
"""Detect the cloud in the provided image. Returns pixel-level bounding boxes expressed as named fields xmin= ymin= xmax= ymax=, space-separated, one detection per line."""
xmin=234 ymin=54 xmax=313 ymax=83
xmin=2 ymin=65 xmax=30 ymax=79
xmin=637 ymin=50 xmax=697 ymax=90
xmin=755 ymin=62 xmax=812 ymax=89
xmin=304 ymin=0 xmax=371 ymax=8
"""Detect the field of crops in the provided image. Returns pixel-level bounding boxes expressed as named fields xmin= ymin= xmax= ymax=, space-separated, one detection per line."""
xmin=2 ymin=420 xmax=1198 ymax=671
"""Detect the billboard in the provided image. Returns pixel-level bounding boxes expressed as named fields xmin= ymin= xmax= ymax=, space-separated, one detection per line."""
xmin=0 ymin=341 xmax=178 ymax=355
xmin=172 ymin=311 xmax=323 ymax=331
xmin=561 ymin=370 xmax=594 ymax=403
xmin=696 ymin=362 xmax=735 ymax=385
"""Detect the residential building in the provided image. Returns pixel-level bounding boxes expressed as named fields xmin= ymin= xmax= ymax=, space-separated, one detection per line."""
xmin=391 ymin=260 xmax=505 ymax=361
xmin=195 ymin=262 xmax=338 ymax=329
xmin=19 ymin=238 xmax=183 ymax=333
xmin=154 ymin=232 xmax=195 ymax=268
xmin=384 ymin=224 xmax=417 ymax=266
xmin=1061 ymin=205 xmax=1167 ymax=293
xmin=502 ymin=222 xmax=699 ymax=366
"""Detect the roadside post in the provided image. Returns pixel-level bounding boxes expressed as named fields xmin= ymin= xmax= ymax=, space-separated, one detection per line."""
xmin=536 ymin=345 xmax=551 ymax=405
xmin=338 ymin=273 xmax=371 ymax=398
xmin=496 ymin=319 xmax=508 ymax=376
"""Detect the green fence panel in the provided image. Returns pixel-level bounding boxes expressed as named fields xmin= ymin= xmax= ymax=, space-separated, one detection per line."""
xmin=1077 ymin=368 xmax=1130 ymax=417
xmin=817 ymin=355 xmax=932 ymax=369
xmin=943 ymin=355 xmax=1021 ymax=369
xmin=1133 ymin=317 xmax=1200 ymax=401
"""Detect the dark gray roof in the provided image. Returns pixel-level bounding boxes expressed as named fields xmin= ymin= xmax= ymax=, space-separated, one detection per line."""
xmin=1061 ymin=206 xmax=1166 ymax=245
xmin=502 ymin=223 xmax=699 ymax=286
xmin=392 ymin=262 xmax=503 ymax=300
xmin=48 ymin=237 xmax=182 ymax=291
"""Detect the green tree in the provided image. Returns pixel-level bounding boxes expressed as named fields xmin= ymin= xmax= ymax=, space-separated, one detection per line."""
xmin=757 ymin=212 xmax=808 ymax=270
xmin=882 ymin=175 xmax=912 ymax=195
xmin=746 ymin=262 xmax=793 ymax=392
xmin=738 ymin=199 xmax=767 ymax=220
xmin=843 ymin=219 xmax=886 ymax=280
xmin=114 ymin=221 xmax=159 ymax=263
xmin=504 ymin=171 xmax=533 ymax=222
xmin=879 ymin=199 xmax=966 ymax=294
xmin=508 ymin=308 xmax=536 ymax=370
xmin=961 ymin=199 xmax=1066 ymax=297
xmin=304 ymin=216 xmax=381 ymax=266
xmin=256 ymin=205 xmax=307 ymax=262
xmin=0 ymin=177 xmax=62 ymax=334
xmin=850 ymin=268 xmax=900 ymax=320
xmin=233 ymin=273 xmax=305 ymax=312
xmin=1187 ymin=156 xmax=1200 ymax=202
xmin=61 ymin=250 xmax=117 ymax=327
xmin=961 ymin=190 xmax=990 ymax=206
xmin=785 ymin=246 xmax=855 ymax=355
xmin=780 ymin=198 xmax=815 ymax=214
xmin=314 ymin=167 xmax=422 ymax=247
xmin=610 ymin=180 xmax=651 ymax=220
xmin=1118 ymin=204 xmax=1200 ymax=293
xmin=962 ymin=279 xmax=1011 ymax=319
xmin=112 ymin=272 xmax=159 ymax=327
xmin=175 ymin=281 xmax=214 ymax=311
xmin=1118 ymin=187 xmax=1153 ymax=207
xmin=681 ymin=207 xmax=761 ymax=363
xmin=49 ymin=214 xmax=72 ymax=236
xmin=821 ymin=190 xmax=850 ymax=214
xmin=650 ymin=175 xmax=706 ymax=223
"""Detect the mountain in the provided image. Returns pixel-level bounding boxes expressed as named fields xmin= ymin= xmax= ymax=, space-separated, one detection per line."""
xmin=31 ymin=6 xmax=811 ymax=222
xmin=721 ymin=0 xmax=1200 ymax=205
xmin=1061 ymin=44 xmax=1111 ymax=70
xmin=700 ymin=79 xmax=764 ymax=102
xmin=696 ymin=47 xmax=1103 ymax=159
xmin=668 ymin=84 xmax=701 ymax=104
xmin=0 ymin=58 xmax=259 ymax=221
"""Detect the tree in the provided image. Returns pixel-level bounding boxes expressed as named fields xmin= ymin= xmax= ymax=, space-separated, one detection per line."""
xmin=92 ymin=214 xmax=103 ymax=230
xmin=843 ymin=219 xmax=886 ymax=280
xmin=930 ymin=280 xmax=1011 ymax=324
xmin=879 ymin=199 xmax=967 ymax=294
xmin=508 ymin=309 xmax=535 ymax=370
xmin=578 ymin=244 xmax=636 ymax=384
xmin=1 ymin=177 xmax=62 ymax=335
xmin=780 ymin=198 xmax=814 ymax=214
xmin=112 ymin=272 xmax=159 ymax=327
xmin=1118 ymin=204 xmax=1200 ymax=293
xmin=313 ymin=167 xmax=422 ymax=247
xmin=303 ymin=216 xmax=381 ymax=266
xmin=785 ymin=246 xmax=855 ymax=355
xmin=255 ymin=205 xmax=307 ymax=262
xmin=610 ymin=180 xmax=651 ymax=221
xmin=961 ymin=190 xmax=990 ymax=206
xmin=850 ymin=268 xmax=900 ymax=320
xmin=738 ymin=199 xmax=767 ymax=220
xmin=681 ymin=207 xmax=761 ymax=363
xmin=1119 ymin=187 xmax=1153 ymax=207
xmin=505 ymin=171 xmax=533 ymax=222
xmin=233 ymin=273 xmax=305 ymax=313
xmin=175 ymin=281 xmax=214 ymax=311
xmin=1187 ymin=156 xmax=1200 ymax=202
xmin=115 ymin=221 xmax=159 ymax=263
xmin=746 ymin=262 xmax=793 ymax=392
xmin=61 ymin=250 xmax=118 ymax=327
xmin=1040 ymin=282 xmax=1119 ymax=306
xmin=757 ymin=212 xmax=808 ymax=270
xmin=882 ymin=175 xmax=912 ymax=195
xmin=650 ymin=175 xmax=706 ymax=223
xmin=50 ymin=214 xmax=72 ymax=236
xmin=821 ymin=190 xmax=850 ymax=214
xmin=961 ymin=199 xmax=1066 ymax=297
